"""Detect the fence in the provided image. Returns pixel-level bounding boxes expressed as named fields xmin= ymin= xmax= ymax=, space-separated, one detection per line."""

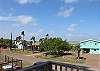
xmin=17 ymin=61 xmax=93 ymax=71
xmin=0 ymin=54 xmax=22 ymax=71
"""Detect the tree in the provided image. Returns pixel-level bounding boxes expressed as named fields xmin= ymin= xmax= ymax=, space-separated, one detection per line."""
xmin=0 ymin=38 xmax=12 ymax=48
xmin=39 ymin=37 xmax=71 ymax=55
xmin=16 ymin=36 xmax=22 ymax=42
xmin=39 ymin=38 xmax=44 ymax=43
xmin=31 ymin=36 xmax=36 ymax=43
xmin=21 ymin=31 xmax=25 ymax=41
xmin=1 ymin=37 xmax=3 ymax=44
xmin=18 ymin=36 xmax=22 ymax=41
xmin=45 ymin=34 xmax=49 ymax=40
xmin=75 ymin=44 xmax=81 ymax=59
xmin=71 ymin=44 xmax=81 ymax=59
xmin=30 ymin=36 xmax=36 ymax=51
xmin=72 ymin=44 xmax=80 ymax=52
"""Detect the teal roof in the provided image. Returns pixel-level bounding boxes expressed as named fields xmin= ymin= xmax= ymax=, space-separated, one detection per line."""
xmin=80 ymin=39 xmax=100 ymax=49
xmin=80 ymin=39 xmax=100 ymax=43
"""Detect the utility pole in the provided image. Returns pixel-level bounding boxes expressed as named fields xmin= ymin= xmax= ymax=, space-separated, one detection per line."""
xmin=10 ymin=32 xmax=12 ymax=50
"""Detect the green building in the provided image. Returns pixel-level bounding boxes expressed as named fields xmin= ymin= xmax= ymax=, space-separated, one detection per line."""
xmin=80 ymin=39 xmax=100 ymax=54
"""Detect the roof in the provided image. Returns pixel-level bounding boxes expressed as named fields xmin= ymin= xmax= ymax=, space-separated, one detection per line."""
xmin=80 ymin=39 xmax=100 ymax=43
xmin=32 ymin=41 xmax=40 ymax=45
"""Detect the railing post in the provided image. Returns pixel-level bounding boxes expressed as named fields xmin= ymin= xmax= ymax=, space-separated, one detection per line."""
xmin=77 ymin=68 xmax=79 ymax=71
xmin=71 ymin=67 xmax=73 ymax=71
xmin=21 ymin=60 xmax=23 ymax=69
xmin=12 ymin=57 xmax=13 ymax=70
xmin=8 ymin=56 xmax=9 ymax=62
xmin=5 ymin=55 xmax=6 ymax=62
xmin=60 ymin=66 xmax=62 ymax=71
xmin=47 ymin=62 xmax=52 ymax=71
xmin=0 ymin=64 xmax=2 ymax=71
xmin=55 ymin=65 xmax=57 ymax=71
xmin=43 ymin=65 xmax=47 ymax=71
xmin=77 ymin=67 xmax=79 ymax=71
xmin=65 ymin=67 xmax=67 ymax=71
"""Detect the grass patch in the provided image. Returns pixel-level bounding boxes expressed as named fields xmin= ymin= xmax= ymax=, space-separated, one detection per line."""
xmin=41 ymin=53 xmax=85 ymax=64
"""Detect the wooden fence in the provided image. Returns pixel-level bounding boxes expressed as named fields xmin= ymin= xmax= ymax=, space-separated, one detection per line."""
xmin=0 ymin=55 xmax=22 ymax=71
xmin=17 ymin=61 xmax=93 ymax=71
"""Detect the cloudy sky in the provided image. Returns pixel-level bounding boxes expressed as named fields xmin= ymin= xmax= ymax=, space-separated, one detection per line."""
xmin=0 ymin=0 xmax=100 ymax=41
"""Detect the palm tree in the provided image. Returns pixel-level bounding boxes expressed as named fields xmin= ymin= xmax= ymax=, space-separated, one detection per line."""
xmin=16 ymin=36 xmax=22 ymax=42
xmin=18 ymin=36 xmax=22 ymax=41
xmin=1 ymin=37 xmax=3 ymax=44
xmin=45 ymin=34 xmax=49 ymax=40
xmin=39 ymin=38 xmax=44 ymax=43
xmin=31 ymin=36 xmax=35 ymax=43
xmin=30 ymin=36 xmax=36 ymax=52
xmin=30 ymin=41 xmax=33 ymax=51
xmin=15 ymin=36 xmax=22 ymax=50
xmin=21 ymin=31 xmax=25 ymax=51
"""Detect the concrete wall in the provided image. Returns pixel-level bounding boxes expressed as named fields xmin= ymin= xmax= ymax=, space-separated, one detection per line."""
xmin=90 ymin=49 xmax=100 ymax=54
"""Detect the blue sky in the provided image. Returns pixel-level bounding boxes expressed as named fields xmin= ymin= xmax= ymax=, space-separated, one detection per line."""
xmin=0 ymin=0 xmax=100 ymax=41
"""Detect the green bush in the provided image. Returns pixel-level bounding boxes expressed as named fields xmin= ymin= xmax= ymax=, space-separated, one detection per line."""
xmin=39 ymin=37 xmax=72 ymax=55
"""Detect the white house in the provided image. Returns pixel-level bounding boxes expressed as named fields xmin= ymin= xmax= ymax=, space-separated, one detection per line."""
xmin=15 ymin=41 xmax=23 ymax=49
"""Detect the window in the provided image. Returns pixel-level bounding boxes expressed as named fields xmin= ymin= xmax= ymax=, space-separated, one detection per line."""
xmin=94 ymin=49 xmax=96 ymax=51
xmin=95 ymin=43 xmax=97 ymax=45
xmin=84 ymin=43 xmax=85 ymax=45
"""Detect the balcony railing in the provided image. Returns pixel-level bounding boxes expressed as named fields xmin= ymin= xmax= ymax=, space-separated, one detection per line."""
xmin=0 ymin=55 xmax=22 ymax=71
xmin=17 ymin=61 xmax=93 ymax=71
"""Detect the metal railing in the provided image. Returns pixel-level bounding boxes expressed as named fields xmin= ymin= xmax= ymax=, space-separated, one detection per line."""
xmin=17 ymin=61 xmax=93 ymax=71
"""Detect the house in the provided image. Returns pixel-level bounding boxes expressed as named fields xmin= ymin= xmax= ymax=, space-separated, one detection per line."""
xmin=27 ymin=41 xmax=40 ymax=51
xmin=15 ymin=41 xmax=23 ymax=49
xmin=31 ymin=42 xmax=40 ymax=51
xmin=80 ymin=39 xmax=100 ymax=54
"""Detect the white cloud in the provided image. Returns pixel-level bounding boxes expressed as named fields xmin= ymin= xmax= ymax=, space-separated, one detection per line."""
xmin=38 ymin=29 xmax=43 ymax=33
xmin=67 ymin=24 xmax=78 ymax=32
xmin=16 ymin=0 xmax=41 ymax=4
xmin=57 ymin=7 xmax=74 ymax=17
xmin=0 ymin=16 xmax=16 ymax=21
xmin=0 ymin=15 xmax=38 ymax=26
xmin=64 ymin=0 xmax=78 ymax=3
xmin=17 ymin=16 xmax=33 ymax=25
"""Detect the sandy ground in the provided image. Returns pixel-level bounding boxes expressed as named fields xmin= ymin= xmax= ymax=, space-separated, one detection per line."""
xmin=83 ymin=53 xmax=100 ymax=71
xmin=1 ymin=49 xmax=99 ymax=71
